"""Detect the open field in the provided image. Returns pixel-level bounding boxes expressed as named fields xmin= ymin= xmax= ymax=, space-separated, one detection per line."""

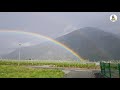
xmin=0 ymin=60 xmax=100 ymax=69
xmin=0 ymin=65 xmax=64 ymax=78
xmin=0 ymin=60 xmax=100 ymax=78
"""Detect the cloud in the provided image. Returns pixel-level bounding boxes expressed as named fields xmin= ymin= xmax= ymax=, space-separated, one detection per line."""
xmin=17 ymin=41 xmax=40 ymax=47
xmin=11 ymin=41 xmax=34 ymax=48
xmin=22 ymin=42 xmax=33 ymax=47
xmin=62 ymin=24 xmax=80 ymax=35
xmin=20 ymin=39 xmax=47 ymax=47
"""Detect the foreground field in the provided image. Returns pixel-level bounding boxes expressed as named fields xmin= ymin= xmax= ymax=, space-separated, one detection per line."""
xmin=0 ymin=65 xmax=64 ymax=78
xmin=0 ymin=60 xmax=100 ymax=78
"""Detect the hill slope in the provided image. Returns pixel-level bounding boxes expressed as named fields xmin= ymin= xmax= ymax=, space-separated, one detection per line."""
xmin=56 ymin=27 xmax=120 ymax=61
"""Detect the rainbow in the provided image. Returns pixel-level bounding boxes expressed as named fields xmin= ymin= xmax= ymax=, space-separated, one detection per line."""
xmin=0 ymin=30 xmax=84 ymax=61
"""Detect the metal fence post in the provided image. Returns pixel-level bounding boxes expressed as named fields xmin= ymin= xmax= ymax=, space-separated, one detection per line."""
xmin=118 ymin=64 xmax=120 ymax=78
xmin=109 ymin=63 xmax=111 ymax=78
xmin=100 ymin=62 xmax=102 ymax=74
xmin=103 ymin=62 xmax=106 ymax=76
xmin=100 ymin=62 xmax=104 ymax=75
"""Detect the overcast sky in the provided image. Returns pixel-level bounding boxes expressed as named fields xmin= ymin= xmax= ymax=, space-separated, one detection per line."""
xmin=0 ymin=12 xmax=120 ymax=55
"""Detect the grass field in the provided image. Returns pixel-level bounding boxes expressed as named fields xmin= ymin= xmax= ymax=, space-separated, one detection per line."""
xmin=0 ymin=60 xmax=100 ymax=69
xmin=0 ymin=60 xmax=100 ymax=78
xmin=0 ymin=65 xmax=64 ymax=78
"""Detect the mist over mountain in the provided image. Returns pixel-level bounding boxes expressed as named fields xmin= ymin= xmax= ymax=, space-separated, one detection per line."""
xmin=56 ymin=27 xmax=120 ymax=61
xmin=2 ymin=27 xmax=120 ymax=61
xmin=2 ymin=41 xmax=79 ymax=61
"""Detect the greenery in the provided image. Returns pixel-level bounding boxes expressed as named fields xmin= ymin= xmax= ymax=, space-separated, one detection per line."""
xmin=0 ymin=60 xmax=100 ymax=69
xmin=0 ymin=60 xmax=99 ymax=78
xmin=100 ymin=62 xmax=120 ymax=78
xmin=0 ymin=65 xmax=64 ymax=78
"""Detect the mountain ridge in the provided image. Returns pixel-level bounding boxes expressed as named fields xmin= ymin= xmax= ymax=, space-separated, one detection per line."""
xmin=2 ymin=27 xmax=120 ymax=61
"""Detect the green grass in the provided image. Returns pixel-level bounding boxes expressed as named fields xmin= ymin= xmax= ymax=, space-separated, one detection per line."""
xmin=0 ymin=60 xmax=100 ymax=69
xmin=0 ymin=65 xmax=64 ymax=78
xmin=0 ymin=60 xmax=99 ymax=78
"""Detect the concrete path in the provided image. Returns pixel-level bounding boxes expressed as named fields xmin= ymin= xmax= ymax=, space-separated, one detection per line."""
xmin=63 ymin=69 xmax=96 ymax=78
xmin=28 ymin=65 xmax=100 ymax=78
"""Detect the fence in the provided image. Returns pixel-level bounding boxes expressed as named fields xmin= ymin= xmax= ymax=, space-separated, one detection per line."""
xmin=100 ymin=61 xmax=120 ymax=78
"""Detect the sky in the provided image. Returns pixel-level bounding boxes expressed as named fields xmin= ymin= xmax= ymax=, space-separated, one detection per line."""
xmin=0 ymin=12 xmax=120 ymax=55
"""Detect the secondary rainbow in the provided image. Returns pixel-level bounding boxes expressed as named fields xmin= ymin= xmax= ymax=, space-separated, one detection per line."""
xmin=0 ymin=30 xmax=84 ymax=61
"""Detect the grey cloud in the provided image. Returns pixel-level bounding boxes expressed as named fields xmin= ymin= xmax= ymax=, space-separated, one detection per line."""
xmin=0 ymin=12 xmax=120 ymax=55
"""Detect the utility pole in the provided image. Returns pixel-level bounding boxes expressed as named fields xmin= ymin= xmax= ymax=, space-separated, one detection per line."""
xmin=0 ymin=56 xmax=2 ymax=60
xmin=19 ymin=43 xmax=21 ymax=60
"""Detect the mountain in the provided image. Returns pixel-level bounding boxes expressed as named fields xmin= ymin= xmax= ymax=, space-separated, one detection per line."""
xmin=3 ymin=27 xmax=120 ymax=61
xmin=56 ymin=27 xmax=120 ymax=61
xmin=2 ymin=41 xmax=79 ymax=61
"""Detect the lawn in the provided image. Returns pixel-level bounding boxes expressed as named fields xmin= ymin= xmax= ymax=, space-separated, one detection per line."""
xmin=0 ymin=60 xmax=100 ymax=78
xmin=0 ymin=65 xmax=64 ymax=78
